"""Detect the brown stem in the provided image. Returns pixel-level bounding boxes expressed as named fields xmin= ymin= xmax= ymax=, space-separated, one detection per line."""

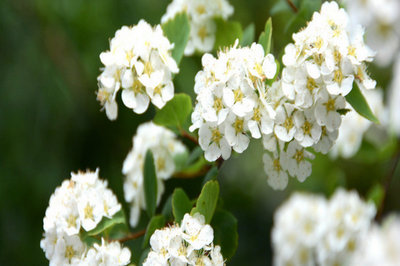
xmin=286 ymin=0 xmax=298 ymax=13
xmin=216 ymin=157 xmax=224 ymax=169
xmin=112 ymin=229 xmax=146 ymax=243
xmin=173 ymin=165 xmax=211 ymax=179
xmin=376 ymin=143 xmax=400 ymax=221
xmin=180 ymin=128 xmax=198 ymax=145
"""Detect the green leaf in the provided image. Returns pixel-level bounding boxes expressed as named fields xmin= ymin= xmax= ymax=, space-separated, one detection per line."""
xmin=144 ymin=150 xmax=157 ymax=218
xmin=345 ymin=82 xmax=379 ymax=123
xmin=211 ymin=209 xmax=238 ymax=260
xmin=367 ymin=183 xmax=385 ymax=208
xmin=190 ymin=180 xmax=219 ymax=224
xmin=142 ymin=215 xmax=166 ymax=248
xmin=258 ymin=18 xmax=273 ymax=54
xmin=214 ymin=18 xmax=243 ymax=50
xmin=240 ymin=23 xmax=255 ymax=47
xmin=337 ymin=108 xmax=351 ymax=115
xmin=161 ymin=12 xmax=190 ymax=66
xmin=153 ymin=93 xmax=193 ymax=129
xmin=161 ymin=194 xmax=173 ymax=221
xmin=202 ymin=166 xmax=218 ymax=186
xmin=172 ymin=188 xmax=193 ymax=224
xmin=175 ymin=156 xmax=208 ymax=177
xmin=139 ymin=248 xmax=150 ymax=265
xmin=81 ymin=210 xmax=125 ymax=238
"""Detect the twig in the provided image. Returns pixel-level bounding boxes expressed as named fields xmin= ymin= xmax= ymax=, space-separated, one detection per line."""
xmin=173 ymin=165 xmax=211 ymax=179
xmin=216 ymin=157 xmax=224 ymax=169
xmin=376 ymin=143 xmax=400 ymax=221
xmin=180 ymin=129 xmax=198 ymax=145
xmin=112 ymin=229 xmax=146 ymax=243
xmin=286 ymin=0 xmax=298 ymax=13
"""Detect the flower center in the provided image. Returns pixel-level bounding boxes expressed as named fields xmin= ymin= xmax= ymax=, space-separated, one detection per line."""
xmin=233 ymin=89 xmax=244 ymax=102
xmin=213 ymin=97 xmax=223 ymax=113
xmin=234 ymin=118 xmax=244 ymax=134
xmin=211 ymin=128 xmax=222 ymax=145
xmin=324 ymin=98 xmax=336 ymax=112
xmin=294 ymin=150 xmax=304 ymax=163
xmin=84 ymin=203 xmax=94 ymax=221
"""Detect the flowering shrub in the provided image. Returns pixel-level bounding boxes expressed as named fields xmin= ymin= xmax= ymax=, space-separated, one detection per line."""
xmin=39 ymin=0 xmax=400 ymax=265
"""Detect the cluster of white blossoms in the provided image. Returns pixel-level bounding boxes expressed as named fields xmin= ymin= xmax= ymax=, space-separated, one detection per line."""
xmin=40 ymin=169 xmax=131 ymax=265
xmin=351 ymin=215 xmax=400 ymax=266
xmin=97 ymin=20 xmax=179 ymax=120
xmin=123 ymin=122 xmax=187 ymax=227
xmin=143 ymin=213 xmax=225 ymax=265
xmin=191 ymin=2 xmax=378 ymax=190
xmin=264 ymin=1 xmax=377 ymax=189
xmin=161 ymin=0 xmax=233 ymax=55
xmin=272 ymin=189 xmax=376 ymax=266
xmin=342 ymin=0 xmax=400 ymax=66
xmin=331 ymin=88 xmax=384 ymax=158
xmin=190 ymin=41 xmax=278 ymax=161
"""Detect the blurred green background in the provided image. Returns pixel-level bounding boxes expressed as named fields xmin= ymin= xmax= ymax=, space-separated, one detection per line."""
xmin=1 ymin=0 xmax=399 ymax=265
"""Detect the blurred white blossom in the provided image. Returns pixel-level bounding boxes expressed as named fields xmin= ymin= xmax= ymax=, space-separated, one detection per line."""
xmin=161 ymin=0 xmax=234 ymax=55
xmin=272 ymin=189 xmax=376 ymax=266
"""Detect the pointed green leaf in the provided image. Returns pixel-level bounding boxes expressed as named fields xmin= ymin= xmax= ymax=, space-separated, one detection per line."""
xmin=161 ymin=12 xmax=190 ymax=66
xmin=345 ymin=82 xmax=379 ymax=123
xmin=153 ymin=93 xmax=193 ymax=129
xmin=142 ymin=215 xmax=166 ymax=248
xmin=240 ymin=23 xmax=255 ymax=47
xmin=161 ymin=194 xmax=173 ymax=221
xmin=211 ymin=209 xmax=238 ymax=260
xmin=81 ymin=210 xmax=126 ymax=238
xmin=258 ymin=18 xmax=272 ymax=54
xmin=144 ymin=150 xmax=157 ymax=218
xmin=190 ymin=180 xmax=219 ymax=224
xmin=214 ymin=18 xmax=243 ymax=50
xmin=172 ymin=188 xmax=193 ymax=224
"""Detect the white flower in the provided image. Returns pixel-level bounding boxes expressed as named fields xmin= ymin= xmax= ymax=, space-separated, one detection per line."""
xmin=263 ymin=152 xmax=289 ymax=190
xmin=286 ymin=141 xmax=315 ymax=182
xmin=85 ymin=238 xmax=131 ymax=266
xmin=314 ymin=89 xmax=345 ymax=131
xmin=97 ymin=20 xmax=178 ymax=119
xmin=274 ymin=103 xmax=296 ymax=142
xmin=198 ymin=122 xmax=231 ymax=161
xmin=294 ymin=109 xmax=322 ymax=147
xmin=181 ymin=213 xmax=214 ymax=250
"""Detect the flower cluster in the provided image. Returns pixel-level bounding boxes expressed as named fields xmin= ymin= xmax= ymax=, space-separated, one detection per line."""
xmin=343 ymin=0 xmax=400 ymax=66
xmin=161 ymin=0 xmax=233 ymax=55
xmin=190 ymin=41 xmax=278 ymax=161
xmin=351 ymin=215 xmax=400 ymax=265
xmin=97 ymin=20 xmax=179 ymax=120
xmin=143 ymin=213 xmax=225 ymax=265
xmin=265 ymin=1 xmax=378 ymax=189
xmin=331 ymin=88 xmax=384 ymax=158
xmin=123 ymin=122 xmax=187 ymax=227
xmin=40 ymin=169 xmax=131 ymax=265
xmin=272 ymin=189 xmax=376 ymax=266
